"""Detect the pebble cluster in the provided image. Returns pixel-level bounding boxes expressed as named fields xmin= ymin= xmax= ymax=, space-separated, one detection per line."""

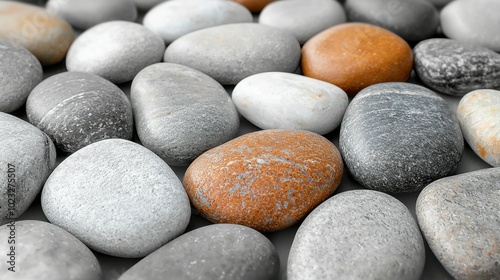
xmin=0 ymin=0 xmax=499 ymax=279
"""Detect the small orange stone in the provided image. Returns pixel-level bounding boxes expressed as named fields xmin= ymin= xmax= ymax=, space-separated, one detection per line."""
xmin=232 ymin=0 xmax=275 ymax=12
xmin=184 ymin=129 xmax=343 ymax=232
xmin=302 ymin=23 xmax=413 ymax=96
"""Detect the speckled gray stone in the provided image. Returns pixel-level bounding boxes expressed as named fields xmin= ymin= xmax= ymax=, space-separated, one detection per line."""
xmin=26 ymin=72 xmax=134 ymax=153
xmin=414 ymin=39 xmax=500 ymax=96
xmin=66 ymin=21 xmax=165 ymax=84
xmin=416 ymin=167 xmax=500 ymax=280
xmin=41 ymin=139 xmax=191 ymax=258
xmin=0 ymin=113 xmax=56 ymax=225
xmin=131 ymin=63 xmax=239 ymax=166
xmin=0 ymin=40 xmax=42 ymax=113
xmin=339 ymin=82 xmax=464 ymax=193
xmin=288 ymin=190 xmax=425 ymax=280
xmin=0 ymin=220 xmax=101 ymax=280
xmin=119 ymin=224 xmax=280 ymax=280
xmin=164 ymin=23 xmax=301 ymax=85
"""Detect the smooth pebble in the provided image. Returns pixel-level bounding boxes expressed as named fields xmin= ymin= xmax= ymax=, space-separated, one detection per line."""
xmin=232 ymin=0 xmax=274 ymax=12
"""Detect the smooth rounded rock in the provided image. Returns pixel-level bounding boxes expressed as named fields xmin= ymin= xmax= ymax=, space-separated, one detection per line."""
xmin=288 ymin=190 xmax=425 ymax=280
xmin=41 ymin=139 xmax=191 ymax=258
xmin=414 ymin=38 xmax=500 ymax=96
xmin=184 ymin=129 xmax=344 ymax=232
xmin=457 ymin=89 xmax=500 ymax=167
xmin=0 ymin=40 xmax=43 ymax=113
xmin=232 ymin=72 xmax=348 ymax=135
xmin=26 ymin=71 xmax=134 ymax=153
xmin=0 ymin=220 xmax=101 ymax=280
xmin=232 ymin=0 xmax=274 ymax=12
xmin=417 ymin=168 xmax=500 ymax=280
xmin=131 ymin=63 xmax=239 ymax=166
xmin=339 ymin=82 xmax=464 ymax=193
xmin=119 ymin=224 xmax=280 ymax=280
xmin=66 ymin=21 xmax=165 ymax=84
xmin=164 ymin=23 xmax=301 ymax=85
xmin=302 ymin=23 xmax=413 ymax=96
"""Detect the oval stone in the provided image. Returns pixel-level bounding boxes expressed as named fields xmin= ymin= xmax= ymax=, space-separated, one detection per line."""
xmin=302 ymin=23 xmax=413 ymax=96
xmin=164 ymin=23 xmax=301 ymax=85
xmin=184 ymin=129 xmax=344 ymax=232
xmin=0 ymin=113 xmax=56 ymax=225
xmin=416 ymin=167 xmax=500 ymax=279
xmin=288 ymin=190 xmax=425 ymax=280
xmin=66 ymin=21 xmax=165 ymax=84
xmin=144 ymin=0 xmax=252 ymax=44
xmin=457 ymin=89 xmax=500 ymax=167
xmin=119 ymin=224 xmax=280 ymax=280
xmin=0 ymin=220 xmax=101 ymax=280
xmin=232 ymin=0 xmax=274 ymax=12
xmin=414 ymin=38 xmax=500 ymax=96
xmin=26 ymin=71 xmax=134 ymax=153
xmin=0 ymin=40 xmax=42 ymax=113
xmin=0 ymin=1 xmax=74 ymax=65
xmin=339 ymin=83 xmax=464 ymax=193
xmin=232 ymin=72 xmax=348 ymax=135
xmin=41 ymin=139 xmax=191 ymax=258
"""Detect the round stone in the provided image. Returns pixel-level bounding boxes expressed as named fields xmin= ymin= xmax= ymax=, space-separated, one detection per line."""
xmin=232 ymin=72 xmax=348 ymax=135
xmin=66 ymin=21 xmax=165 ymax=84
xmin=302 ymin=23 xmax=413 ymax=96
xmin=232 ymin=0 xmax=274 ymax=12
xmin=26 ymin=71 xmax=134 ymax=153
xmin=184 ymin=129 xmax=344 ymax=232
xmin=41 ymin=139 xmax=191 ymax=258
xmin=288 ymin=190 xmax=425 ymax=280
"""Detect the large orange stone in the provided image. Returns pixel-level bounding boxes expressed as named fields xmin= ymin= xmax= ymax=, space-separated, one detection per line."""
xmin=302 ymin=23 xmax=413 ymax=96
xmin=184 ymin=129 xmax=343 ymax=232
xmin=232 ymin=0 xmax=275 ymax=12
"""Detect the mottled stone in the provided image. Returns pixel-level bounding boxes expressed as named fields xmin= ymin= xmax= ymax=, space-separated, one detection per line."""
xmin=339 ymin=82 xmax=464 ymax=193
xmin=119 ymin=224 xmax=280 ymax=280
xmin=41 ymin=139 xmax=191 ymax=257
xmin=302 ymin=23 xmax=413 ymax=96
xmin=0 ymin=40 xmax=42 ymax=113
xmin=0 ymin=220 xmax=101 ymax=280
xmin=184 ymin=129 xmax=343 ymax=232
xmin=259 ymin=0 xmax=346 ymax=45
xmin=0 ymin=1 xmax=74 ymax=65
xmin=26 ymin=71 xmax=134 ymax=153
xmin=164 ymin=23 xmax=300 ymax=85
xmin=288 ymin=190 xmax=425 ymax=280
xmin=66 ymin=21 xmax=165 ymax=83
xmin=232 ymin=72 xmax=348 ymax=135
xmin=0 ymin=113 xmax=56 ymax=225
xmin=414 ymin=38 xmax=500 ymax=96
xmin=232 ymin=0 xmax=274 ymax=12
xmin=131 ymin=63 xmax=239 ymax=166
xmin=416 ymin=167 xmax=500 ymax=280
xmin=457 ymin=89 xmax=500 ymax=167
xmin=144 ymin=0 xmax=252 ymax=44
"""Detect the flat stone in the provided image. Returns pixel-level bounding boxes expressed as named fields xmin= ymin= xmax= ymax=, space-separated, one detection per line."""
xmin=302 ymin=23 xmax=413 ymax=96
xmin=0 ymin=113 xmax=56 ymax=225
xmin=144 ymin=0 xmax=252 ymax=44
xmin=41 ymin=139 xmax=191 ymax=258
xmin=184 ymin=129 xmax=343 ymax=232
xmin=66 ymin=21 xmax=165 ymax=84
xmin=0 ymin=220 xmax=101 ymax=280
xmin=457 ymin=89 xmax=500 ymax=167
xmin=232 ymin=0 xmax=274 ymax=12
xmin=26 ymin=71 xmax=134 ymax=153
xmin=0 ymin=1 xmax=74 ymax=65
xmin=0 ymin=40 xmax=42 ymax=113
xmin=441 ymin=0 xmax=500 ymax=52
xmin=119 ymin=224 xmax=280 ymax=280
xmin=414 ymin=39 xmax=500 ymax=96
xmin=416 ymin=167 xmax=500 ymax=279
xmin=164 ymin=23 xmax=300 ymax=85
xmin=232 ymin=72 xmax=348 ymax=135
xmin=131 ymin=63 xmax=239 ymax=166
xmin=339 ymin=82 xmax=464 ymax=193
xmin=288 ymin=190 xmax=425 ymax=280
xmin=259 ymin=0 xmax=346 ymax=45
